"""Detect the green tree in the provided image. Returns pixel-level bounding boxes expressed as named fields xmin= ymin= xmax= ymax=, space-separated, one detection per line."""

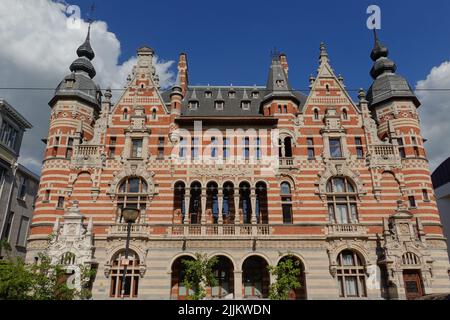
xmin=0 ymin=243 xmax=95 ymax=300
xmin=181 ymin=253 xmax=218 ymax=300
xmin=268 ymin=255 xmax=301 ymax=300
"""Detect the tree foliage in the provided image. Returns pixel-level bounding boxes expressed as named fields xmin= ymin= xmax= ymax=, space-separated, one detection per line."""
xmin=0 ymin=241 xmax=95 ymax=300
xmin=181 ymin=253 xmax=218 ymax=300
xmin=268 ymin=255 xmax=302 ymax=300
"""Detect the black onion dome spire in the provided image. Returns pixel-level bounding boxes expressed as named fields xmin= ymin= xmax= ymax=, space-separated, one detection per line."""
xmin=367 ymin=30 xmax=419 ymax=108
xmin=370 ymin=30 xmax=397 ymax=79
xmin=76 ymin=24 xmax=95 ymax=60
xmin=69 ymin=24 xmax=96 ymax=79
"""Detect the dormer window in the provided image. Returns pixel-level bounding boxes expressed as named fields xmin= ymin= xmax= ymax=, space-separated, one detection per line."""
xmin=276 ymin=80 xmax=285 ymax=87
xmin=241 ymin=101 xmax=251 ymax=110
xmin=189 ymin=101 xmax=199 ymax=110
xmin=228 ymin=91 xmax=236 ymax=99
xmin=252 ymin=91 xmax=260 ymax=99
xmin=215 ymin=101 xmax=224 ymax=110
xmin=205 ymin=91 xmax=212 ymax=98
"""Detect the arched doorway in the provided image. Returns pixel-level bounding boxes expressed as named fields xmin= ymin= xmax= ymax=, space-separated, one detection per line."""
xmin=171 ymin=255 xmax=195 ymax=300
xmin=211 ymin=256 xmax=235 ymax=299
xmin=242 ymin=256 xmax=270 ymax=299
xmin=174 ymin=181 xmax=186 ymax=222
xmin=278 ymin=255 xmax=308 ymax=300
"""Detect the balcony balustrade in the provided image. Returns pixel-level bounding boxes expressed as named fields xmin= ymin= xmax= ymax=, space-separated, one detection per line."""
xmin=326 ymin=224 xmax=368 ymax=238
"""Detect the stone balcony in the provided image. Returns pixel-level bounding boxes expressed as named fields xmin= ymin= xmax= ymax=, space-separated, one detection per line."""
xmin=325 ymin=224 xmax=368 ymax=239
xmin=72 ymin=144 xmax=103 ymax=168
xmin=279 ymin=157 xmax=296 ymax=169
xmin=171 ymin=224 xmax=272 ymax=236
xmin=368 ymin=144 xmax=401 ymax=168
xmin=107 ymin=224 xmax=151 ymax=240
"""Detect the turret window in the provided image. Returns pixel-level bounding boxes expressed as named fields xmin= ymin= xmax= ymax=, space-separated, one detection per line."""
xmin=397 ymin=138 xmax=406 ymax=159
xmin=66 ymin=138 xmax=74 ymax=159
xmin=422 ymin=189 xmax=430 ymax=202
xmin=408 ymin=196 xmax=417 ymax=209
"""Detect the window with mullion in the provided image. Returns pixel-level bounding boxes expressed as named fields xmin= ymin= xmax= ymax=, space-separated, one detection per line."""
xmin=327 ymin=178 xmax=358 ymax=224
xmin=336 ymin=251 xmax=367 ymax=298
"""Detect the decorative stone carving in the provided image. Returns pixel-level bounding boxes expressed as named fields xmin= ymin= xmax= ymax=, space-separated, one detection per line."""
xmin=47 ymin=203 xmax=95 ymax=291
xmin=107 ymin=162 xmax=156 ymax=197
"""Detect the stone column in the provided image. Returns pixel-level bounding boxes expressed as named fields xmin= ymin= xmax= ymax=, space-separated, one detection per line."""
xmin=234 ymin=270 xmax=243 ymax=299
xmin=184 ymin=190 xmax=190 ymax=224
xmin=201 ymin=188 xmax=207 ymax=234
xmin=218 ymin=188 xmax=223 ymax=224
xmin=251 ymin=188 xmax=257 ymax=224
xmin=234 ymin=193 xmax=240 ymax=235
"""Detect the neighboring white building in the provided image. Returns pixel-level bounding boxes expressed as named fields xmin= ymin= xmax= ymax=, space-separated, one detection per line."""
xmin=432 ymin=157 xmax=450 ymax=260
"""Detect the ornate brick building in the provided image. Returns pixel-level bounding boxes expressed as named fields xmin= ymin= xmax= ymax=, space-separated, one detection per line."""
xmin=26 ymin=27 xmax=450 ymax=300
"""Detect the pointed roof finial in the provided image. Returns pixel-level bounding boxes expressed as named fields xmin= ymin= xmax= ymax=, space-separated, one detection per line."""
xmin=319 ymin=42 xmax=329 ymax=63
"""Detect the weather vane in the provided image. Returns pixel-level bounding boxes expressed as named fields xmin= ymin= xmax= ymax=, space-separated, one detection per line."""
xmin=270 ymin=47 xmax=280 ymax=60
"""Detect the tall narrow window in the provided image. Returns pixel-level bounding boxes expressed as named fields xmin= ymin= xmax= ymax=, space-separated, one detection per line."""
xmin=422 ymin=189 xmax=430 ymax=202
xmin=191 ymin=138 xmax=199 ymax=159
xmin=18 ymin=177 xmax=27 ymax=200
xmin=117 ymin=177 xmax=147 ymax=222
xmin=158 ymin=137 xmax=165 ymax=159
xmin=241 ymin=101 xmax=251 ymax=110
xmin=281 ymin=182 xmax=293 ymax=224
xmin=408 ymin=196 xmax=417 ymax=208
xmin=152 ymin=109 xmax=157 ymax=120
xmin=256 ymin=137 xmax=261 ymax=160
xmin=283 ymin=105 xmax=288 ymax=114
xmin=342 ymin=109 xmax=348 ymax=120
xmin=52 ymin=137 xmax=60 ymax=157
xmin=355 ymin=137 xmax=364 ymax=159
xmin=123 ymin=108 xmax=129 ymax=120
xmin=44 ymin=190 xmax=50 ymax=202
xmin=131 ymin=139 xmax=143 ymax=158
xmin=66 ymin=138 xmax=74 ymax=159
xmin=174 ymin=182 xmax=186 ymax=220
xmin=109 ymin=137 xmax=117 ymax=158
xmin=337 ymin=251 xmax=367 ymax=298
xmin=215 ymin=101 xmax=224 ymax=110
xmin=211 ymin=137 xmax=217 ymax=158
xmin=307 ymin=138 xmax=315 ymax=160
xmin=398 ymin=138 xmax=406 ymax=159
xmin=327 ymin=177 xmax=358 ymax=224
xmin=244 ymin=137 xmax=250 ymax=160
xmin=278 ymin=105 xmax=282 ymax=113
xmin=179 ymin=137 xmax=186 ymax=158
xmin=329 ymin=138 xmax=343 ymax=158
xmin=223 ymin=138 xmax=229 ymax=161
xmin=1 ymin=211 xmax=14 ymax=241
xmin=57 ymin=197 xmax=65 ymax=209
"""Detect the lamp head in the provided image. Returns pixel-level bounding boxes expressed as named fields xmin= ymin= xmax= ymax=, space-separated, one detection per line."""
xmin=122 ymin=207 xmax=140 ymax=223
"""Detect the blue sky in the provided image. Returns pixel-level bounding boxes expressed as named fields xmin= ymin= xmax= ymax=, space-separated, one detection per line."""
xmin=71 ymin=0 xmax=450 ymax=96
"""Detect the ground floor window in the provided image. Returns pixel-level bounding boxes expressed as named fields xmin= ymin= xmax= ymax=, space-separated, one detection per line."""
xmin=336 ymin=250 xmax=367 ymax=298
xmin=110 ymin=250 xmax=140 ymax=298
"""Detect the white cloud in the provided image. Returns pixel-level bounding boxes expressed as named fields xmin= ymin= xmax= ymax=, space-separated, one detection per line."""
xmin=416 ymin=61 xmax=450 ymax=172
xmin=0 ymin=0 xmax=175 ymax=174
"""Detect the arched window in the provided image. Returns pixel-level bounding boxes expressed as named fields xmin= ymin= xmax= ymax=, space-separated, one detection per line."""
xmin=174 ymin=182 xmax=186 ymax=221
xmin=222 ymin=182 xmax=235 ymax=223
xmin=152 ymin=109 xmax=157 ymax=120
xmin=189 ymin=182 xmax=202 ymax=224
xmin=123 ymin=108 xmax=129 ymax=120
xmin=326 ymin=177 xmax=358 ymax=224
xmin=109 ymin=250 xmax=140 ymax=298
xmin=117 ymin=177 xmax=148 ymax=223
xmin=239 ymin=182 xmax=252 ymax=224
xmin=256 ymin=182 xmax=268 ymax=224
xmin=336 ymin=250 xmax=367 ymax=298
xmin=207 ymin=182 xmax=219 ymax=223
xmin=314 ymin=109 xmax=319 ymax=120
xmin=281 ymin=182 xmax=293 ymax=224
xmin=342 ymin=109 xmax=348 ymax=120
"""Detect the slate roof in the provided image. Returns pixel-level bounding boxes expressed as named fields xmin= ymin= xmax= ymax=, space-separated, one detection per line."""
xmin=161 ymin=86 xmax=307 ymax=117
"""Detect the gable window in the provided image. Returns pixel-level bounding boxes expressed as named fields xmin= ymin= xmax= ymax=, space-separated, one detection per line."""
xmin=241 ymin=101 xmax=251 ymax=110
xmin=342 ymin=109 xmax=348 ymax=120
xmin=327 ymin=177 xmax=358 ymax=224
xmin=189 ymin=101 xmax=199 ymax=110
xmin=329 ymin=138 xmax=343 ymax=158
xmin=337 ymin=250 xmax=367 ymax=298
xmin=205 ymin=91 xmax=212 ymax=98
xmin=152 ymin=109 xmax=157 ymax=120
xmin=307 ymin=138 xmax=315 ymax=160
xmin=215 ymin=101 xmax=224 ymax=110
xmin=314 ymin=109 xmax=319 ymax=120
xmin=123 ymin=108 xmax=129 ymax=120
xmin=355 ymin=137 xmax=364 ymax=159
xmin=131 ymin=138 xmax=143 ymax=158
xmin=281 ymin=182 xmax=293 ymax=224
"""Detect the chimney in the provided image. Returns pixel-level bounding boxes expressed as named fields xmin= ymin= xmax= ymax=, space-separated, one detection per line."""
xmin=178 ymin=53 xmax=189 ymax=96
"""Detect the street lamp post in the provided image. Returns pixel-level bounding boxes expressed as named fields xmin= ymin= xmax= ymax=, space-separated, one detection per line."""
xmin=120 ymin=207 xmax=140 ymax=299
